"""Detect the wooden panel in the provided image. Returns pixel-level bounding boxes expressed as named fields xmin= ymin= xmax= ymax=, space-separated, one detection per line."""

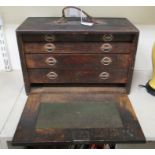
xmin=24 ymin=42 xmax=133 ymax=54
xmin=12 ymin=94 xmax=41 ymax=144
xmin=12 ymin=92 xmax=145 ymax=146
xmin=17 ymin=33 xmax=31 ymax=94
xmin=28 ymin=69 xmax=128 ymax=84
xmin=22 ymin=33 xmax=134 ymax=42
xmin=16 ymin=18 xmax=139 ymax=94
xmin=16 ymin=17 xmax=139 ymax=33
xmin=30 ymin=87 xmax=127 ymax=94
xmin=25 ymin=54 xmax=130 ymax=69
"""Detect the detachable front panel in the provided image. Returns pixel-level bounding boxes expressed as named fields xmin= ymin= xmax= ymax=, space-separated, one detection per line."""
xmin=12 ymin=88 xmax=145 ymax=146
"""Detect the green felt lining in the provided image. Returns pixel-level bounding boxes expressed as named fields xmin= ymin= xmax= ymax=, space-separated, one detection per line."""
xmin=36 ymin=101 xmax=123 ymax=129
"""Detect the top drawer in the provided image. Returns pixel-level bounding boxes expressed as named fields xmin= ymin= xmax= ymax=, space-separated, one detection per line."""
xmin=22 ymin=33 xmax=135 ymax=42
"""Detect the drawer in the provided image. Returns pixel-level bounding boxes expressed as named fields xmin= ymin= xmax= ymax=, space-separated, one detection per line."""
xmin=28 ymin=69 xmax=128 ymax=83
xmin=22 ymin=33 xmax=134 ymax=42
xmin=25 ymin=54 xmax=130 ymax=69
xmin=24 ymin=42 xmax=133 ymax=54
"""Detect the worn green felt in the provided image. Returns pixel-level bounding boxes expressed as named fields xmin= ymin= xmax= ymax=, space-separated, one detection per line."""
xmin=36 ymin=101 xmax=123 ymax=129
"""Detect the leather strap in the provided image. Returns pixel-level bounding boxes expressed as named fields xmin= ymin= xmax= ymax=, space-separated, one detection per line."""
xmin=55 ymin=6 xmax=99 ymax=24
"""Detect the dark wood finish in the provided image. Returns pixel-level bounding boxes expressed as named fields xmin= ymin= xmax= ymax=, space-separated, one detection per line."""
xmin=12 ymin=91 xmax=145 ymax=146
xmin=16 ymin=17 xmax=139 ymax=94
xmin=24 ymin=42 xmax=133 ymax=54
xmin=12 ymin=17 xmax=145 ymax=147
xmin=22 ymin=33 xmax=134 ymax=42
xmin=12 ymin=94 xmax=41 ymax=144
xmin=16 ymin=34 xmax=31 ymax=94
xmin=28 ymin=69 xmax=128 ymax=84
xmin=25 ymin=54 xmax=130 ymax=69
xmin=126 ymin=34 xmax=139 ymax=93
xmin=17 ymin=17 xmax=139 ymax=33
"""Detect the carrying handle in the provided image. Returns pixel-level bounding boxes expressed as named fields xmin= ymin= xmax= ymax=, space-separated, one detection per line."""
xmin=62 ymin=6 xmax=92 ymax=19
xmin=56 ymin=6 xmax=98 ymax=24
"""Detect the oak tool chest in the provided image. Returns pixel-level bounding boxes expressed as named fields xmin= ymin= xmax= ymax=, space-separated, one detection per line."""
xmin=12 ymin=14 xmax=145 ymax=147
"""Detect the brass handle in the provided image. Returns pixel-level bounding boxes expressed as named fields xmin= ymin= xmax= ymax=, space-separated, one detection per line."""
xmin=99 ymin=72 xmax=110 ymax=80
xmin=44 ymin=34 xmax=55 ymax=42
xmin=100 ymin=43 xmax=112 ymax=52
xmin=45 ymin=57 xmax=57 ymax=66
xmin=102 ymin=34 xmax=113 ymax=42
xmin=44 ymin=43 xmax=56 ymax=52
xmin=101 ymin=57 xmax=112 ymax=65
xmin=46 ymin=72 xmax=58 ymax=80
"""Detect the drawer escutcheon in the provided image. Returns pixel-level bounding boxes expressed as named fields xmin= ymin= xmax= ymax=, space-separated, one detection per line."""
xmin=44 ymin=34 xmax=55 ymax=42
xmin=46 ymin=72 xmax=58 ymax=80
xmin=45 ymin=57 xmax=57 ymax=66
xmin=102 ymin=34 xmax=113 ymax=42
xmin=44 ymin=43 xmax=56 ymax=52
xmin=100 ymin=43 xmax=112 ymax=52
xmin=101 ymin=57 xmax=112 ymax=65
xmin=99 ymin=72 xmax=110 ymax=80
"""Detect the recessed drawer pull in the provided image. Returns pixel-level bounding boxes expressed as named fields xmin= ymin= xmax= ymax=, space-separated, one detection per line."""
xmin=99 ymin=72 xmax=110 ymax=80
xmin=44 ymin=43 xmax=56 ymax=52
xmin=46 ymin=72 xmax=58 ymax=80
xmin=101 ymin=57 xmax=112 ymax=65
xmin=100 ymin=43 xmax=112 ymax=52
xmin=45 ymin=57 xmax=57 ymax=66
xmin=102 ymin=34 xmax=113 ymax=42
xmin=44 ymin=34 xmax=55 ymax=42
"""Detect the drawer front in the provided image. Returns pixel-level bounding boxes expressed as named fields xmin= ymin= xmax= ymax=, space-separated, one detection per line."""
xmin=28 ymin=69 xmax=128 ymax=83
xmin=22 ymin=33 xmax=134 ymax=42
xmin=26 ymin=54 xmax=130 ymax=69
xmin=24 ymin=42 xmax=133 ymax=54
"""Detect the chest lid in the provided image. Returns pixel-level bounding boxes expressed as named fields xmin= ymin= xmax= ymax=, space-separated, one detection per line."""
xmin=12 ymin=87 xmax=145 ymax=146
xmin=16 ymin=17 xmax=138 ymax=33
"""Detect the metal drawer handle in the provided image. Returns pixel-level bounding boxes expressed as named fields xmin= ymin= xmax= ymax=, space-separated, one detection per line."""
xmin=44 ymin=43 xmax=56 ymax=52
xmin=45 ymin=57 xmax=57 ymax=66
xmin=100 ymin=43 xmax=112 ymax=52
xmin=101 ymin=57 xmax=112 ymax=65
xmin=46 ymin=72 xmax=58 ymax=80
xmin=44 ymin=34 xmax=55 ymax=42
xmin=99 ymin=72 xmax=110 ymax=80
xmin=102 ymin=34 xmax=113 ymax=42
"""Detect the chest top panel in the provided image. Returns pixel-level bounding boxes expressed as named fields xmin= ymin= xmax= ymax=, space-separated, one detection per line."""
xmin=16 ymin=17 xmax=139 ymax=33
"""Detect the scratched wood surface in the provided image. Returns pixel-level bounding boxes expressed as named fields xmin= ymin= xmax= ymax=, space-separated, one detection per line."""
xmin=28 ymin=69 xmax=128 ymax=84
xmin=25 ymin=54 xmax=130 ymax=69
xmin=12 ymin=17 xmax=144 ymax=147
xmin=24 ymin=42 xmax=133 ymax=54
xmin=17 ymin=17 xmax=139 ymax=33
xmin=12 ymin=91 xmax=145 ymax=146
xmin=16 ymin=17 xmax=139 ymax=94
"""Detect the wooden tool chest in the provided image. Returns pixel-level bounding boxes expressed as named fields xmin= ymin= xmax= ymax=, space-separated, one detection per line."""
xmin=12 ymin=16 xmax=145 ymax=147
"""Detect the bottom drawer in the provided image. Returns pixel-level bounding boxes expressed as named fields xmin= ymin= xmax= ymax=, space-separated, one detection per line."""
xmin=28 ymin=69 xmax=128 ymax=83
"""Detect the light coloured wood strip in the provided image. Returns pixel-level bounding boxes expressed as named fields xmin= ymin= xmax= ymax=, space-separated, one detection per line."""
xmin=30 ymin=86 xmax=126 ymax=94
